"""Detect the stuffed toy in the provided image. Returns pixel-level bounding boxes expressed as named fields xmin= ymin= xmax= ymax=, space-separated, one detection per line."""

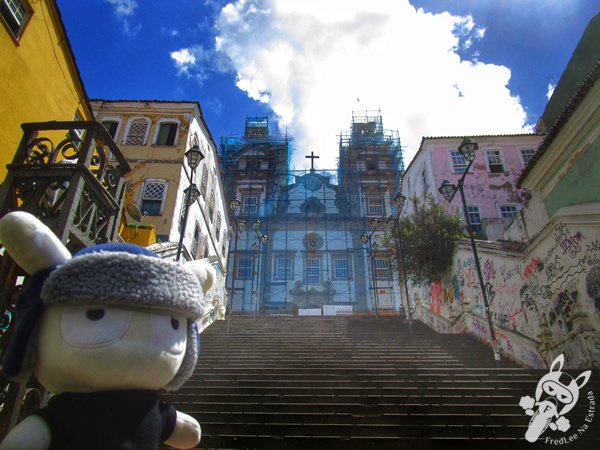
xmin=0 ymin=211 xmax=215 ymax=449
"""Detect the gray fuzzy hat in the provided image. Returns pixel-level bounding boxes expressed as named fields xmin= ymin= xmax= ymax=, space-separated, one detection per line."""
xmin=6 ymin=243 xmax=205 ymax=391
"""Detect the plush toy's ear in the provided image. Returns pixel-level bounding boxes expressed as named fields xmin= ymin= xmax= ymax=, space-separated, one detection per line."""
xmin=0 ymin=211 xmax=71 ymax=274
xmin=184 ymin=259 xmax=215 ymax=294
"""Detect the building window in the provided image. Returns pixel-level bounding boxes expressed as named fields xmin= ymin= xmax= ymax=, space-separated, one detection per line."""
xmin=366 ymin=160 xmax=377 ymax=171
xmin=140 ymin=180 xmax=167 ymax=216
xmin=466 ymin=205 xmax=483 ymax=237
xmin=307 ymin=259 xmax=321 ymax=285
xmin=101 ymin=120 xmax=120 ymax=139
xmin=242 ymin=195 xmax=258 ymax=214
xmin=356 ymin=161 xmax=366 ymax=171
xmin=366 ymin=196 xmax=384 ymax=216
xmin=200 ymin=165 xmax=208 ymax=197
xmin=236 ymin=256 xmax=253 ymax=279
xmin=155 ymin=122 xmax=178 ymax=146
xmin=421 ymin=168 xmax=429 ymax=192
xmin=274 ymin=257 xmax=292 ymax=280
xmin=260 ymin=161 xmax=268 ymax=170
xmin=124 ymin=118 xmax=149 ymax=146
xmin=450 ymin=151 xmax=467 ymax=173
xmin=521 ymin=148 xmax=536 ymax=166
xmin=498 ymin=204 xmax=519 ymax=219
xmin=485 ymin=150 xmax=505 ymax=173
xmin=1 ymin=0 xmax=32 ymax=39
xmin=191 ymin=223 xmax=201 ymax=259
xmin=215 ymin=213 xmax=222 ymax=242
xmin=374 ymin=258 xmax=390 ymax=280
xmin=209 ymin=190 xmax=215 ymax=222
xmin=334 ymin=258 xmax=350 ymax=279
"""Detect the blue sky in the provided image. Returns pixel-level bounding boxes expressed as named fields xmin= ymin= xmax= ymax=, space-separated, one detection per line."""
xmin=57 ymin=0 xmax=599 ymax=169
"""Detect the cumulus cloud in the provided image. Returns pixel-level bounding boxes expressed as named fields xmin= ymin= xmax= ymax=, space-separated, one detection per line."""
xmin=546 ymin=83 xmax=556 ymax=100
xmin=212 ymin=0 xmax=531 ymax=169
xmin=169 ymin=46 xmax=213 ymax=84
xmin=105 ymin=0 xmax=141 ymax=36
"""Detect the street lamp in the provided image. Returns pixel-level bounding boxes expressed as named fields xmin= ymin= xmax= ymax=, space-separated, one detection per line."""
xmin=387 ymin=192 xmax=413 ymax=334
xmin=361 ymin=217 xmax=381 ymax=318
xmin=438 ymin=137 xmax=501 ymax=364
xmin=251 ymin=219 xmax=268 ymax=318
xmin=227 ymin=198 xmax=247 ymax=332
xmin=176 ymin=145 xmax=204 ymax=261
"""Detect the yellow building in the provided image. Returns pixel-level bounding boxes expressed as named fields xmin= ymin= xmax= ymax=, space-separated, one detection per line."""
xmin=0 ymin=0 xmax=93 ymax=181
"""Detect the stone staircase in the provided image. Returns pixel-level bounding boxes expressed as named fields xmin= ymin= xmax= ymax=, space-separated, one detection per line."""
xmin=163 ymin=316 xmax=600 ymax=449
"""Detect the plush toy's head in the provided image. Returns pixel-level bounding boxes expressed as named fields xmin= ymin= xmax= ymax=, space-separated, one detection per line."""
xmin=0 ymin=211 xmax=214 ymax=394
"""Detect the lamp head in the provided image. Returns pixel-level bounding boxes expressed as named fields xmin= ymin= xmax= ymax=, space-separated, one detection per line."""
xmin=438 ymin=179 xmax=456 ymax=202
xmin=458 ymin=138 xmax=478 ymax=162
xmin=369 ymin=217 xmax=380 ymax=230
xmin=252 ymin=219 xmax=260 ymax=231
xmin=393 ymin=193 xmax=406 ymax=212
xmin=229 ymin=198 xmax=241 ymax=212
xmin=360 ymin=232 xmax=369 ymax=244
xmin=185 ymin=145 xmax=205 ymax=169
xmin=260 ymin=234 xmax=269 ymax=245
xmin=251 ymin=243 xmax=259 ymax=252
xmin=372 ymin=242 xmax=379 ymax=252
xmin=184 ymin=184 xmax=201 ymax=204
xmin=386 ymin=216 xmax=397 ymax=229
xmin=238 ymin=219 xmax=246 ymax=232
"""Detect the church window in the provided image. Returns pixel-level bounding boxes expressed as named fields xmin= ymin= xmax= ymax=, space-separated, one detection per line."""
xmin=242 ymin=195 xmax=258 ymax=214
xmin=274 ymin=257 xmax=292 ymax=280
xmin=236 ymin=256 xmax=253 ymax=279
xmin=334 ymin=258 xmax=350 ymax=279
xmin=374 ymin=258 xmax=390 ymax=280
xmin=307 ymin=259 xmax=321 ymax=285
xmin=366 ymin=196 xmax=384 ymax=216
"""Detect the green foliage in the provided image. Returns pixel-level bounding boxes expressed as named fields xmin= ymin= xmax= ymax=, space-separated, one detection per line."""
xmin=396 ymin=196 xmax=463 ymax=285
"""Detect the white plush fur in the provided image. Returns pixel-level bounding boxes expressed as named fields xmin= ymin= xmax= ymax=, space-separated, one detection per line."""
xmin=0 ymin=212 xmax=71 ymax=274
xmin=184 ymin=259 xmax=216 ymax=293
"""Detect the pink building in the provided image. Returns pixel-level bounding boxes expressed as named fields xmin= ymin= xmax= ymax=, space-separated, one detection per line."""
xmin=401 ymin=134 xmax=543 ymax=240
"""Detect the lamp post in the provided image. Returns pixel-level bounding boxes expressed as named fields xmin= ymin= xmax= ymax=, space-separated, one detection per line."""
xmin=438 ymin=138 xmax=501 ymax=364
xmin=251 ymin=219 xmax=269 ymax=318
xmin=227 ymin=198 xmax=246 ymax=333
xmin=360 ymin=217 xmax=381 ymax=318
xmin=176 ymin=145 xmax=204 ymax=261
xmin=387 ymin=193 xmax=413 ymax=334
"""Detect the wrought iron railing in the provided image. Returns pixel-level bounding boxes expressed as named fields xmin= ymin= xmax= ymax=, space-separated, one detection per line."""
xmin=0 ymin=120 xmax=131 ymax=438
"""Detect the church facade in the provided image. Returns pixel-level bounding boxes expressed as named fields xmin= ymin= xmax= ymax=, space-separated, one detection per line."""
xmin=220 ymin=112 xmax=405 ymax=314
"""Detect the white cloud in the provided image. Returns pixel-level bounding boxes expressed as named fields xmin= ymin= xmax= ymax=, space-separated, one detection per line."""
xmin=213 ymin=0 xmax=531 ymax=169
xmin=170 ymin=46 xmax=212 ymax=84
xmin=105 ymin=0 xmax=141 ymax=36
xmin=106 ymin=0 xmax=137 ymax=16
xmin=546 ymin=83 xmax=556 ymax=100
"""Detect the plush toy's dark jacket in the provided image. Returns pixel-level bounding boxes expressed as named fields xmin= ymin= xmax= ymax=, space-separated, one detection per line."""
xmin=34 ymin=390 xmax=176 ymax=450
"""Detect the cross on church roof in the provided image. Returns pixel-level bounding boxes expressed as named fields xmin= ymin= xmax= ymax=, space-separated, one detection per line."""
xmin=305 ymin=151 xmax=319 ymax=171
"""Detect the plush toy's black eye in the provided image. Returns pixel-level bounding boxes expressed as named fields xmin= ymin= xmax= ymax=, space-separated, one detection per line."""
xmin=86 ymin=309 xmax=105 ymax=321
xmin=171 ymin=317 xmax=179 ymax=330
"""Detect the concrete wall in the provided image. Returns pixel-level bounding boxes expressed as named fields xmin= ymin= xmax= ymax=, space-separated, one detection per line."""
xmin=0 ymin=1 xmax=92 ymax=181
xmin=409 ymin=203 xmax=600 ymax=369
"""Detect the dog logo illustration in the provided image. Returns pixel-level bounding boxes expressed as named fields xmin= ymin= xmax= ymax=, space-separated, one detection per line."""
xmin=519 ymin=354 xmax=591 ymax=443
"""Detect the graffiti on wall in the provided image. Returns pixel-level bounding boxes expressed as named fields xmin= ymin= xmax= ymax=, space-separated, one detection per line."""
xmin=408 ymin=221 xmax=600 ymax=368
